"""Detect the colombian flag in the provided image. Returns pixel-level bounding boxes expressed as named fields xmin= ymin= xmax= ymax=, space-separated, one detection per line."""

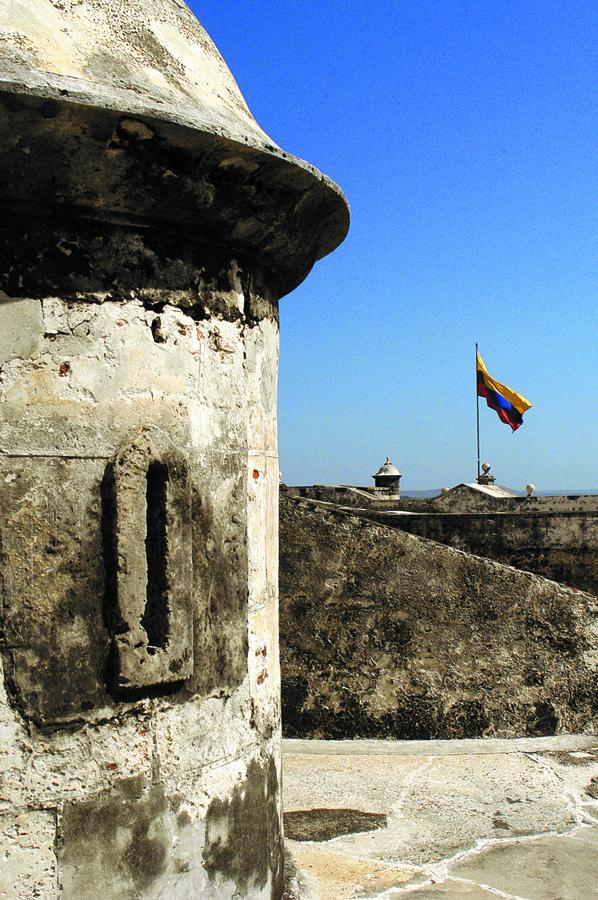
xmin=476 ymin=351 xmax=532 ymax=432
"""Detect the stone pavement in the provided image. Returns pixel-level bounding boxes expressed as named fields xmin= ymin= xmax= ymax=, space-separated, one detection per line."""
xmin=282 ymin=735 xmax=598 ymax=899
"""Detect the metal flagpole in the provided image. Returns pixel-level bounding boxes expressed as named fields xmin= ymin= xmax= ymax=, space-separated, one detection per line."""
xmin=475 ymin=342 xmax=481 ymax=480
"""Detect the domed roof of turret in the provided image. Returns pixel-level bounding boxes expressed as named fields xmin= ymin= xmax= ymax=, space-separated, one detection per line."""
xmin=1 ymin=0 xmax=276 ymax=150
xmin=372 ymin=458 xmax=402 ymax=478
xmin=0 ymin=0 xmax=349 ymax=296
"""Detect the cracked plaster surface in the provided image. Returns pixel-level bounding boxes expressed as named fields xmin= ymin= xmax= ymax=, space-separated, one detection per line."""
xmin=283 ymin=736 xmax=598 ymax=900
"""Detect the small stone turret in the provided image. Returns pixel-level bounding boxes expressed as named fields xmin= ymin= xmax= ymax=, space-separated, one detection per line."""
xmin=372 ymin=457 xmax=402 ymax=496
xmin=0 ymin=2 xmax=348 ymax=897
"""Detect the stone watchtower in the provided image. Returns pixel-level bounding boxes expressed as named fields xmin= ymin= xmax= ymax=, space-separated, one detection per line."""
xmin=372 ymin=457 xmax=402 ymax=497
xmin=0 ymin=3 xmax=348 ymax=897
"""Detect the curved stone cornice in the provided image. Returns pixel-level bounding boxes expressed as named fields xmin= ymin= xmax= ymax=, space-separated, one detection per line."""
xmin=0 ymin=0 xmax=349 ymax=296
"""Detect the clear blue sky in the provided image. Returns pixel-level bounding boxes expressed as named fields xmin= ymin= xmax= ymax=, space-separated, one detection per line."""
xmin=191 ymin=1 xmax=597 ymax=491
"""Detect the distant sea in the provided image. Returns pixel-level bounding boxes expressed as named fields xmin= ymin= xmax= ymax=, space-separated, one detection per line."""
xmin=402 ymin=488 xmax=598 ymax=498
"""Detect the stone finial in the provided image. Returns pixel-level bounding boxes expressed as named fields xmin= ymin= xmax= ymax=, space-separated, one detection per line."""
xmin=526 ymin=483 xmax=536 ymax=497
xmin=477 ymin=462 xmax=496 ymax=486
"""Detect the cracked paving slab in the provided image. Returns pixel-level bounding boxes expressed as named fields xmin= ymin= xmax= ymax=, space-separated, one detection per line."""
xmin=283 ymin=735 xmax=598 ymax=899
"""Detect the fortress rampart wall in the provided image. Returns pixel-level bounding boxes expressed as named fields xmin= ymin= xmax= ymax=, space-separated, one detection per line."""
xmin=280 ymin=495 xmax=597 ymax=741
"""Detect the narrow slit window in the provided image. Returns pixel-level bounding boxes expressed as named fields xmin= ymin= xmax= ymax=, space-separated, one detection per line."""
xmin=142 ymin=461 xmax=169 ymax=650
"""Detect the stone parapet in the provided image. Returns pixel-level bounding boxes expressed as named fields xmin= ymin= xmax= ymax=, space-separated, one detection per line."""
xmin=362 ymin=509 xmax=598 ymax=595
xmin=279 ymin=495 xmax=597 ymax=741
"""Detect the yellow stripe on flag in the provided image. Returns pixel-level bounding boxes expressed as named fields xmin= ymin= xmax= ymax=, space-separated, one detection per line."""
xmin=476 ymin=351 xmax=533 ymax=415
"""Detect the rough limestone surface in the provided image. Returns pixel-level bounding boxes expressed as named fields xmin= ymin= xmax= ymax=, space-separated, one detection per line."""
xmin=279 ymin=496 xmax=597 ymax=740
xmin=283 ymin=487 xmax=598 ymax=593
xmin=366 ymin=508 xmax=598 ymax=595
xmin=282 ymin=736 xmax=598 ymax=900
xmin=0 ymin=286 xmax=284 ymax=899
xmin=0 ymin=1 xmax=349 ymax=897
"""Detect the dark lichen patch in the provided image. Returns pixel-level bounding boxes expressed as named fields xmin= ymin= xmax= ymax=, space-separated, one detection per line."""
xmin=284 ymin=808 xmax=387 ymax=842
xmin=492 ymin=814 xmax=511 ymax=831
xmin=585 ymin=777 xmax=598 ymax=799
xmin=115 ymin=773 xmax=146 ymax=801
xmin=0 ymin=458 xmax=113 ymax=726
xmin=58 ymin=778 xmax=172 ymax=899
xmin=177 ymin=809 xmax=192 ymax=828
xmin=123 ymin=820 xmax=168 ymax=890
xmin=529 ymin=701 xmax=559 ymax=736
xmin=203 ymin=755 xmax=283 ymax=897
xmin=282 ymin=689 xmax=490 ymax=741
xmin=186 ymin=472 xmax=249 ymax=698
xmin=545 ymin=749 xmax=598 ymax=767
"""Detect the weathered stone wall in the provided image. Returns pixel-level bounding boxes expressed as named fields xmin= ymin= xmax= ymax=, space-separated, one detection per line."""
xmin=279 ymin=496 xmax=597 ymax=741
xmin=284 ymin=486 xmax=598 ymax=593
xmin=431 ymin=487 xmax=598 ymax=514
xmin=285 ymin=485 xmax=436 ymax=511
xmin=287 ymin=484 xmax=598 ymax=515
xmin=0 ymin=275 xmax=283 ymax=898
xmin=364 ymin=510 xmax=598 ymax=595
